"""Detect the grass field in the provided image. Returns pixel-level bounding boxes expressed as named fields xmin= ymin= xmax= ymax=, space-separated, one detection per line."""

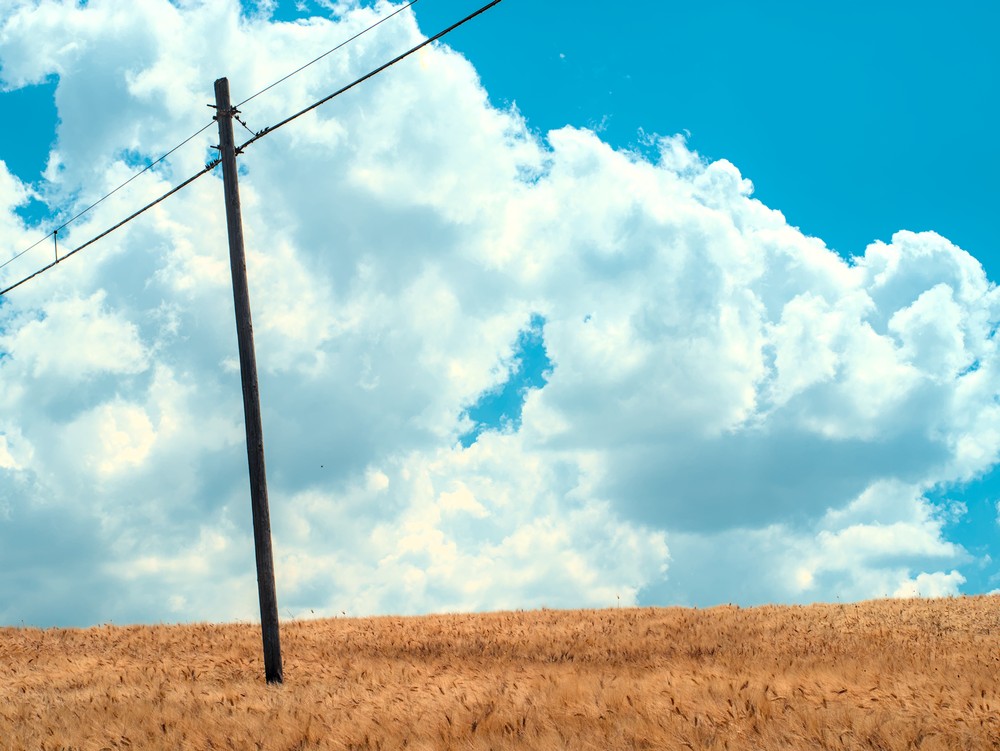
xmin=2 ymin=595 xmax=999 ymax=750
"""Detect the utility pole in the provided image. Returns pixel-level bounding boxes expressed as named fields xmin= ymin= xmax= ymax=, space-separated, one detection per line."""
xmin=213 ymin=76 xmax=283 ymax=685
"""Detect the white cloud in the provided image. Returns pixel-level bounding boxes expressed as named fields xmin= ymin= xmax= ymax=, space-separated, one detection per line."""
xmin=893 ymin=570 xmax=966 ymax=599
xmin=0 ymin=434 xmax=17 ymax=470
xmin=1 ymin=291 xmax=149 ymax=378
xmin=0 ymin=0 xmax=997 ymax=625
xmin=274 ymin=432 xmax=669 ymax=616
xmin=63 ymin=400 xmax=156 ymax=477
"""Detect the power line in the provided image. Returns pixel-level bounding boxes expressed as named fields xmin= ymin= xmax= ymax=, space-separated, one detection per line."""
xmin=1 ymin=2 xmax=421 ymax=276
xmin=0 ymin=158 xmax=220 ymax=297
xmin=0 ymin=231 xmax=51 ymax=274
xmin=54 ymin=122 xmax=217 ymax=235
xmin=237 ymin=0 xmax=504 ymax=154
xmin=235 ymin=0 xmax=420 ymax=109
xmin=0 ymin=0 xmax=505 ymax=298
xmin=1 ymin=0 xmax=421 ymax=278
xmin=0 ymin=121 xmax=216 ymax=275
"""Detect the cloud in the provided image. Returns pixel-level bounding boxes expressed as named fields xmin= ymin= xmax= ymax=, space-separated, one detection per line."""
xmin=1 ymin=0 xmax=997 ymax=625
xmin=1 ymin=291 xmax=148 ymax=378
xmin=275 ymin=432 xmax=668 ymax=617
xmin=893 ymin=570 xmax=966 ymax=599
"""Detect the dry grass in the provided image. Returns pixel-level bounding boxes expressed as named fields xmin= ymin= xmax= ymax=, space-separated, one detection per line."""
xmin=1 ymin=596 xmax=999 ymax=750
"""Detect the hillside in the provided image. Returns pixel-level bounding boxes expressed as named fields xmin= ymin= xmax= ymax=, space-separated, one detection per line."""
xmin=2 ymin=596 xmax=999 ymax=750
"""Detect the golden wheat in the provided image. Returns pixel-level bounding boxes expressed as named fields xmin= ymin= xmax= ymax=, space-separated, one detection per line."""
xmin=1 ymin=596 xmax=998 ymax=750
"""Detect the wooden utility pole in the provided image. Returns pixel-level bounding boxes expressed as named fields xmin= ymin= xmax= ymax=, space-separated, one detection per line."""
xmin=214 ymin=76 xmax=283 ymax=685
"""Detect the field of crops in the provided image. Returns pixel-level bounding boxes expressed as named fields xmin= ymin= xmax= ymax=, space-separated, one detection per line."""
xmin=2 ymin=596 xmax=999 ymax=750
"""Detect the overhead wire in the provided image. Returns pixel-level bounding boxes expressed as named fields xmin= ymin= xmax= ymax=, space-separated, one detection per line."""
xmin=1 ymin=0 xmax=422 ymax=279
xmin=0 ymin=120 xmax=216 ymax=274
xmin=237 ymin=0 xmax=504 ymax=154
xmin=0 ymin=0 xmax=505 ymax=298
xmin=0 ymin=158 xmax=221 ymax=297
xmin=234 ymin=0 xmax=420 ymax=109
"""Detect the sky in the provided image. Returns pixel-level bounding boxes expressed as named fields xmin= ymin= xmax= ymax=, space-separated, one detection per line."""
xmin=0 ymin=0 xmax=997 ymax=627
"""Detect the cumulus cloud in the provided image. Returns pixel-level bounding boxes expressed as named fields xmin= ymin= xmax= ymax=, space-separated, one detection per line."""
xmin=893 ymin=570 xmax=966 ymax=599
xmin=275 ymin=432 xmax=668 ymax=617
xmin=1 ymin=0 xmax=997 ymax=625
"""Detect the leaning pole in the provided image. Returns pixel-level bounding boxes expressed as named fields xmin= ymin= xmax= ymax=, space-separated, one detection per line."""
xmin=214 ymin=76 xmax=283 ymax=685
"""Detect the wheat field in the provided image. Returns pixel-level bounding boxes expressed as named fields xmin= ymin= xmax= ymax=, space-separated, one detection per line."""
xmin=1 ymin=596 xmax=998 ymax=750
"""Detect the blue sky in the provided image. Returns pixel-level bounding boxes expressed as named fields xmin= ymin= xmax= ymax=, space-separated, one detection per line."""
xmin=7 ymin=2 xmax=996 ymax=262
xmin=0 ymin=0 xmax=998 ymax=626
xmin=423 ymin=0 xmax=1000 ymax=596
xmin=278 ymin=1 xmax=998 ymax=267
